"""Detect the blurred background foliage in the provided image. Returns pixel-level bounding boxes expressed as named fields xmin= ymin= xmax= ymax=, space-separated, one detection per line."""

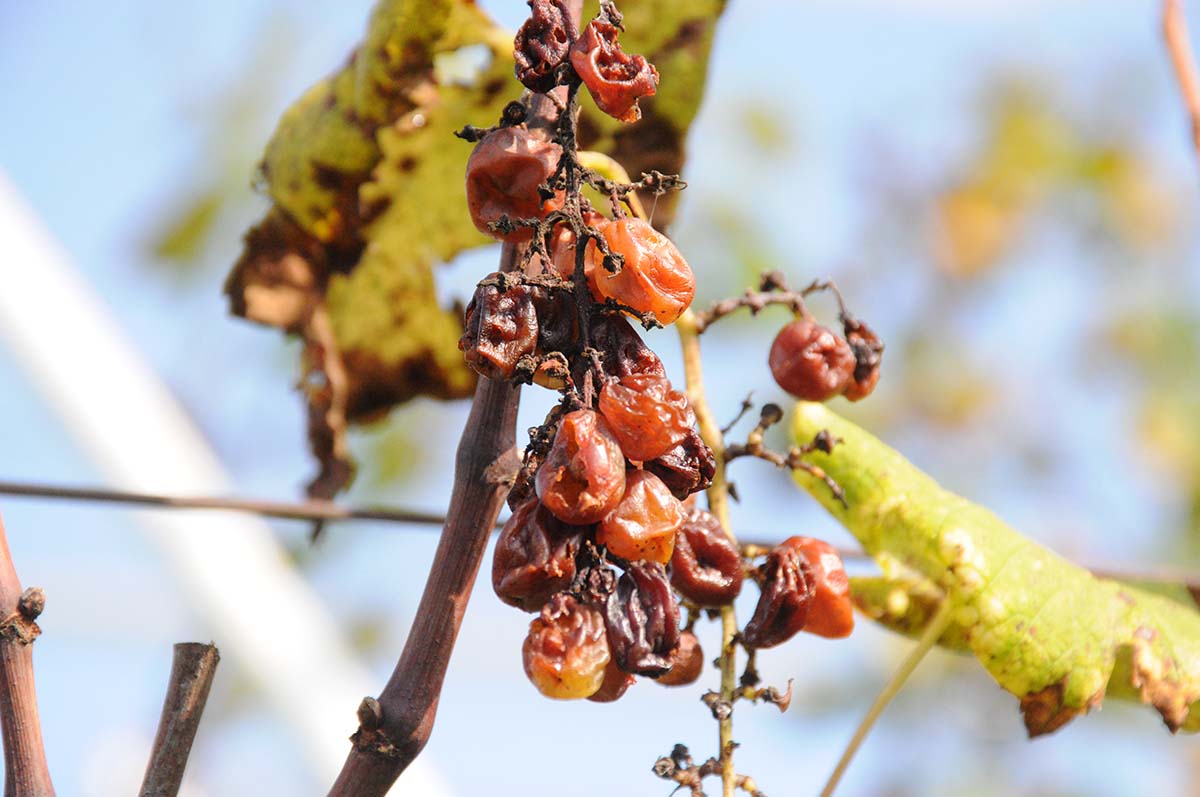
xmin=2 ymin=0 xmax=1200 ymax=794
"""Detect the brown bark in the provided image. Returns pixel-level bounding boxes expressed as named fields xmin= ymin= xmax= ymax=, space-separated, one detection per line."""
xmin=327 ymin=8 xmax=583 ymax=792
xmin=139 ymin=643 xmax=220 ymax=797
xmin=328 ymin=366 xmax=521 ymax=794
xmin=0 ymin=514 xmax=53 ymax=797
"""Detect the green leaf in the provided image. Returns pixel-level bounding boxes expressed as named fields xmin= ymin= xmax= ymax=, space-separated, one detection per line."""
xmin=791 ymin=401 xmax=1200 ymax=736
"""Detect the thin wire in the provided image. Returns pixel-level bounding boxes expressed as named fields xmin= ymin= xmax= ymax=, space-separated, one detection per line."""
xmin=1 ymin=480 xmax=1198 ymax=591
xmin=0 ymin=480 xmax=450 ymax=527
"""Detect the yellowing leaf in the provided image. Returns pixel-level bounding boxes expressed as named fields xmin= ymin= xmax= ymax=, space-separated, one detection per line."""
xmin=226 ymin=0 xmax=730 ymax=495
xmin=791 ymin=401 xmax=1200 ymax=736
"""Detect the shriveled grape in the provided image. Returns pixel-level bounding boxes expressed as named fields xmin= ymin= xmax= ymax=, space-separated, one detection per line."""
xmin=644 ymin=428 xmax=716 ymax=500
xmin=459 ymin=276 xmax=538 ymax=380
xmin=655 ymin=630 xmax=703 ymax=687
xmin=598 ymin=374 xmax=694 ymax=462
xmin=569 ymin=19 xmax=659 ymax=123
xmin=492 ymin=497 xmax=584 ymax=612
xmin=523 ymin=594 xmax=611 ymax=700
xmin=768 ymin=320 xmax=855 ymax=402
xmin=605 ymin=562 xmax=680 ymax=676
xmin=536 ymin=409 xmax=626 ymax=524
xmin=590 ymin=314 xmax=666 ymax=380
xmin=842 ymin=317 xmax=883 ymax=402
xmin=465 ymin=127 xmax=562 ymax=243
xmin=596 ymin=470 xmax=685 ymax=565
xmin=788 ymin=536 xmax=854 ymax=639
xmin=669 ymin=508 xmax=743 ymax=606
xmin=741 ymin=538 xmax=814 ymax=650
xmin=513 ymin=0 xmax=576 ymax=93
xmin=587 ymin=218 xmax=695 ymax=326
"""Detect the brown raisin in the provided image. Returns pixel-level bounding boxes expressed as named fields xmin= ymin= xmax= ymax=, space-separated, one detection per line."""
xmin=644 ymin=428 xmax=716 ymax=500
xmin=768 ymin=320 xmax=855 ymax=402
xmin=459 ymin=275 xmax=538 ymax=380
xmin=586 ymin=218 xmax=695 ymax=325
xmin=523 ymin=594 xmax=611 ymax=699
xmin=492 ymin=497 xmax=584 ymax=612
xmin=591 ymin=314 xmax=666 ymax=380
xmin=513 ymin=0 xmax=577 ymax=93
xmin=569 ymin=19 xmax=659 ymax=123
xmin=535 ymin=409 xmax=626 ymax=524
xmin=669 ymin=508 xmax=743 ymax=607
xmin=742 ymin=538 xmax=815 ymax=650
xmin=655 ymin=630 xmax=704 ymax=687
xmin=598 ymin=374 xmax=694 ymax=462
xmin=788 ymin=536 xmax=854 ymax=639
xmin=841 ymin=317 xmax=883 ymax=402
xmin=597 ymin=470 xmax=685 ymax=565
xmin=465 ymin=127 xmax=562 ymax=243
xmin=604 ymin=562 xmax=680 ymax=676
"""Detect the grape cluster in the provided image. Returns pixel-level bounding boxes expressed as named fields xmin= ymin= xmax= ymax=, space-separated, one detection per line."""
xmin=459 ymin=0 xmax=861 ymax=709
xmin=492 ymin=392 xmax=727 ymax=699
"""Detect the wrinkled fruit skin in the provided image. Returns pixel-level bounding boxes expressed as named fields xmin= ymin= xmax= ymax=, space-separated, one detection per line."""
xmin=569 ymin=19 xmax=659 ymax=123
xmin=523 ymin=594 xmax=611 ymax=699
xmin=645 ymin=427 xmax=716 ymax=500
xmin=669 ymin=508 xmax=744 ymax=606
xmin=788 ymin=536 xmax=854 ymax=638
xmin=605 ymin=562 xmax=680 ymax=676
xmin=768 ymin=320 xmax=856 ymax=402
xmin=591 ymin=314 xmax=666 ymax=380
xmin=460 ymin=276 xmax=537 ymax=380
xmin=655 ymin=630 xmax=703 ymax=687
xmin=597 ymin=470 xmax=685 ymax=565
xmin=598 ymin=374 xmax=694 ymax=462
xmin=588 ymin=218 xmax=695 ymax=326
xmin=587 ymin=657 xmax=636 ymax=703
xmin=465 ymin=127 xmax=562 ymax=243
xmin=742 ymin=538 xmax=815 ymax=649
xmin=492 ymin=497 xmax=583 ymax=612
xmin=536 ymin=409 xmax=626 ymax=524
xmin=514 ymin=0 xmax=576 ymax=93
xmin=842 ymin=318 xmax=884 ymax=402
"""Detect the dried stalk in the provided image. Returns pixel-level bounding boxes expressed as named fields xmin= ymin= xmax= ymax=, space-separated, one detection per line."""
xmin=0 ymin=514 xmax=53 ymax=797
xmin=139 ymin=643 xmax=220 ymax=797
xmin=675 ymin=309 xmax=741 ymax=797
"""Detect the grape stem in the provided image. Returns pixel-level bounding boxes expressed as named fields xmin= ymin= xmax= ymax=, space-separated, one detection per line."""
xmin=690 ymin=272 xmax=849 ymax=333
xmin=675 ymin=308 xmax=741 ymax=797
